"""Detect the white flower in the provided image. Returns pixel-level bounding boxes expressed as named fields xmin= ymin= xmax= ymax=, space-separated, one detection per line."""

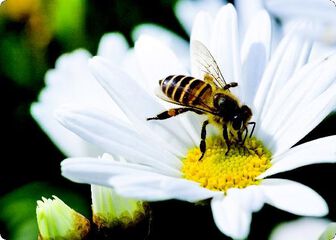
xmin=58 ymin=4 xmax=336 ymax=239
xmin=269 ymin=217 xmax=331 ymax=240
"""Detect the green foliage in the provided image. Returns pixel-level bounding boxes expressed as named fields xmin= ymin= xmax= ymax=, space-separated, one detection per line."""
xmin=51 ymin=0 xmax=86 ymax=50
xmin=0 ymin=182 xmax=89 ymax=240
xmin=0 ymin=34 xmax=47 ymax=88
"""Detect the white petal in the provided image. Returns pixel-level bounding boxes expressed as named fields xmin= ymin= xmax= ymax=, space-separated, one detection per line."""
xmin=283 ymin=19 xmax=336 ymax=45
xmin=226 ymin=186 xmax=265 ymax=212
xmin=61 ymin=156 xmax=156 ymax=177
xmin=120 ymin=49 xmax=147 ymax=88
xmin=211 ymin=4 xmax=242 ymax=98
xmin=61 ymin=157 xmax=218 ymax=202
xmin=31 ymin=49 xmax=116 ymax=157
xmin=260 ymin=179 xmax=328 ymax=216
xmin=260 ymin=53 xmax=336 ymax=139
xmin=134 ymin=35 xmax=187 ymax=95
xmin=240 ymin=10 xmax=271 ymax=106
xmin=31 ymin=103 xmax=101 ymax=157
xmin=132 ymin=23 xmax=189 ymax=69
xmin=97 ymin=32 xmax=129 ymax=63
xmin=56 ymin=107 xmax=181 ymax=175
xmin=61 ymin=157 xmax=172 ymax=201
xmin=112 ymin=176 xmax=220 ymax=202
xmin=235 ymin=0 xmax=265 ymax=38
xmin=258 ymin=136 xmax=336 ymax=179
xmin=254 ymin=23 xmax=312 ymax=126
xmin=269 ymin=217 xmax=331 ymax=240
xmin=258 ymin=58 xmax=321 ymax=144
xmin=174 ymin=0 xmax=224 ymax=34
xmin=271 ymin=83 xmax=336 ymax=154
xmin=89 ymin=56 xmax=194 ymax=156
xmin=211 ymin=194 xmax=252 ymax=239
xmin=265 ymin=0 xmax=336 ymax=24
xmin=190 ymin=11 xmax=214 ymax=50
xmin=46 ymin=50 xmax=123 ymax=118
xmin=310 ymin=42 xmax=336 ymax=61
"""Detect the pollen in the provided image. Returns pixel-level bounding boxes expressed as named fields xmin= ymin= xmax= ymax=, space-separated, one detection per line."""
xmin=181 ymin=136 xmax=272 ymax=192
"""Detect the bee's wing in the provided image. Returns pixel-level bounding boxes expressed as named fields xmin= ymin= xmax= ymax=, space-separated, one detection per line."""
xmin=154 ymin=86 xmax=215 ymax=114
xmin=191 ymin=40 xmax=227 ymax=89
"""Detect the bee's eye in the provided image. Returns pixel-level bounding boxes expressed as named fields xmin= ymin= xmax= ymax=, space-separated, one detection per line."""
xmin=241 ymin=105 xmax=252 ymax=121
xmin=232 ymin=116 xmax=243 ymax=130
xmin=214 ymin=94 xmax=226 ymax=109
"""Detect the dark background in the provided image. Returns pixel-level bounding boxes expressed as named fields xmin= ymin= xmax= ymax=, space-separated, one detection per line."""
xmin=0 ymin=0 xmax=335 ymax=239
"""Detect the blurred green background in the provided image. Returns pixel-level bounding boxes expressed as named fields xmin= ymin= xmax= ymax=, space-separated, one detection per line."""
xmin=0 ymin=0 xmax=335 ymax=239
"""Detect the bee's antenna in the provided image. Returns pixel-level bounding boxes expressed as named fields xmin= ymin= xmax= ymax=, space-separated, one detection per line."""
xmin=248 ymin=122 xmax=256 ymax=137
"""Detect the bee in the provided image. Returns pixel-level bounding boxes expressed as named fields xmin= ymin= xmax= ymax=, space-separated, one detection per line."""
xmin=147 ymin=40 xmax=255 ymax=160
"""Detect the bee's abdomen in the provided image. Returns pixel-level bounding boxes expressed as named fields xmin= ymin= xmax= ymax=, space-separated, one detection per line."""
xmin=160 ymin=75 xmax=212 ymax=105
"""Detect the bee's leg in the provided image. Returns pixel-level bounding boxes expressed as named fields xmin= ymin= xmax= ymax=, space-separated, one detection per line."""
xmin=241 ymin=127 xmax=250 ymax=154
xmin=147 ymin=108 xmax=202 ymax=121
xmin=238 ymin=130 xmax=243 ymax=144
xmin=223 ymin=124 xmax=231 ymax=155
xmin=248 ymin=122 xmax=256 ymax=137
xmin=223 ymin=82 xmax=238 ymax=90
xmin=199 ymin=120 xmax=209 ymax=161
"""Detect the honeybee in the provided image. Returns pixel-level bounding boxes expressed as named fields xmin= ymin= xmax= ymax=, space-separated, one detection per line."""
xmin=147 ymin=40 xmax=255 ymax=160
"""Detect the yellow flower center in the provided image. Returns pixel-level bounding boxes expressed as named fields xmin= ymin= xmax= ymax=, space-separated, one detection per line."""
xmin=182 ymin=136 xmax=272 ymax=192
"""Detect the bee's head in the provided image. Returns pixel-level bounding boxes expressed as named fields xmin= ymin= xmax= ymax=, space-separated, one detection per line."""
xmin=232 ymin=105 xmax=252 ymax=130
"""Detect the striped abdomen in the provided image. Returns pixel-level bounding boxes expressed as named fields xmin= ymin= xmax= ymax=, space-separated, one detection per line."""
xmin=159 ymin=75 xmax=212 ymax=106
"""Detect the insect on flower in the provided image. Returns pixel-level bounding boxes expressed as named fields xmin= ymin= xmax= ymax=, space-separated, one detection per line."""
xmin=147 ymin=40 xmax=256 ymax=160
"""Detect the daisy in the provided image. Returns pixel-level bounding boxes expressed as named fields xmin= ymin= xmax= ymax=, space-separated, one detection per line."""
xmin=59 ymin=4 xmax=336 ymax=239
